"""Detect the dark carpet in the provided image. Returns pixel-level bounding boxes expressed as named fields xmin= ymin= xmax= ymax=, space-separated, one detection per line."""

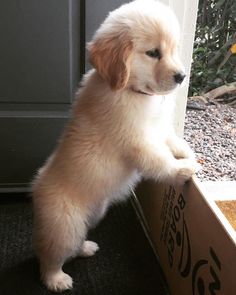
xmin=0 ymin=195 xmax=169 ymax=295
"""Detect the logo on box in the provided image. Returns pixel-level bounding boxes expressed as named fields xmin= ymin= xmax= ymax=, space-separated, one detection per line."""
xmin=160 ymin=186 xmax=221 ymax=295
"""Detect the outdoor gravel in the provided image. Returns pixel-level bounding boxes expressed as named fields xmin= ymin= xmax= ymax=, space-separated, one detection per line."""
xmin=184 ymin=102 xmax=236 ymax=181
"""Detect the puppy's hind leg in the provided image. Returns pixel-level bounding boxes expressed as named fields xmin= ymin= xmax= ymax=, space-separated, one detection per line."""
xmin=77 ymin=199 xmax=109 ymax=257
xmin=40 ymin=259 xmax=73 ymax=292
xmin=78 ymin=240 xmax=100 ymax=257
xmin=88 ymin=199 xmax=109 ymax=229
xmin=34 ymin=202 xmax=87 ymax=292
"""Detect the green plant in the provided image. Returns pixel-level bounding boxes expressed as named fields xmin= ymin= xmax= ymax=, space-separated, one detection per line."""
xmin=189 ymin=0 xmax=236 ymax=97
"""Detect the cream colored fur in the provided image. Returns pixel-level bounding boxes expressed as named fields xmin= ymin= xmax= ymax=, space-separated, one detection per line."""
xmin=32 ymin=0 xmax=200 ymax=292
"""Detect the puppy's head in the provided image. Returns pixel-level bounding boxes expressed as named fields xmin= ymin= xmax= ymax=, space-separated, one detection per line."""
xmin=88 ymin=0 xmax=185 ymax=94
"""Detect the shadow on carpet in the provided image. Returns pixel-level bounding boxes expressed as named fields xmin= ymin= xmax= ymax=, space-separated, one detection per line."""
xmin=0 ymin=195 xmax=168 ymax=295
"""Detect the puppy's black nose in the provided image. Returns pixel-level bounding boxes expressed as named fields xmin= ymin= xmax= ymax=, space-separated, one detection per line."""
xmin=174 ymin=72 xmax=186 ymax=84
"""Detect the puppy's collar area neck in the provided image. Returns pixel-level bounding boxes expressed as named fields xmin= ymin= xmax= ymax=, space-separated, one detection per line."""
xmin=130 ymin=87 xmax=154 ymax=96
xmin=129 ymin=88 xmax=166 ymax=102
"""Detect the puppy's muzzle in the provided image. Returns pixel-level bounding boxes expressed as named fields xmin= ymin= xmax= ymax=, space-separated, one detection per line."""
xmin=174 ymin=72 xmax=186 ymax=84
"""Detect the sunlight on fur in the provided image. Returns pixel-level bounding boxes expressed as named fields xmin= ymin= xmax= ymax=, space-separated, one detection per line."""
xmin=32 ymin=0 xmax=200 ymax=292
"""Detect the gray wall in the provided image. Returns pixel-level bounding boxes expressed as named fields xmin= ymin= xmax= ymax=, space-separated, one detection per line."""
xmin=0 ymin=0 xmax=128 ymax=191
xmin=0 ymin=0 xmax=80 ymax=190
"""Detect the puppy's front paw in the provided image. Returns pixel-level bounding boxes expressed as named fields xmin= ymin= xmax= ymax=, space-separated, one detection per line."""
xmin=167 ymin=137 xmax=196 ymax=160
xmin=175 ymin=148 xmax=196 ymax=160
xmin=174 ymin=159 xmax=201 ymax=186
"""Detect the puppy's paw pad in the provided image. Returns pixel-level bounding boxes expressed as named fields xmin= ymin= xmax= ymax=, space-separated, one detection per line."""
xmin=175 ymin=159 xmax=201 ymax=186
xmin=44 ymin=271 xmax=73 ymax=292
xmin=79 ymin=240 xmax=99 ymax=257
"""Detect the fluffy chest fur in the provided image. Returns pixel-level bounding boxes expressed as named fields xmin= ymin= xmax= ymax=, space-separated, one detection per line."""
xmin=74 ymin=70 xmax=176 ymax=149
xmin=48 ymin=71 xmax=175 ymax=202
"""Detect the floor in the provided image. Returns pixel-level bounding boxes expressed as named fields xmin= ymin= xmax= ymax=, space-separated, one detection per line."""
xmin=0 ymin=194 xmax=169 ymax=295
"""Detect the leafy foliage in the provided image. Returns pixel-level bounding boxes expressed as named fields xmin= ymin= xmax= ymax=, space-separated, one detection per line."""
xmin=189 ymin=0 xmax=236 ymax=96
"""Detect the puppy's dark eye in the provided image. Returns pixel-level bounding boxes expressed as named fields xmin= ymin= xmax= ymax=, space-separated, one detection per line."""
xmin=145 ymin=49 xmax=161 ymax=59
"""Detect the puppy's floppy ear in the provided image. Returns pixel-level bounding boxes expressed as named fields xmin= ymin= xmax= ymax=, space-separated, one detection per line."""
xmin=88 ymin=31 xmax=133 ymax=90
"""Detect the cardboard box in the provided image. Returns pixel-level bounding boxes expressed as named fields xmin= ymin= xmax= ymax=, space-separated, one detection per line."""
xmin=135 ymin=177 xmax=236 ymax=295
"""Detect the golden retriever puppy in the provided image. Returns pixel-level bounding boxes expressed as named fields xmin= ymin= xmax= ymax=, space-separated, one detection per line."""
xmin=32 ymin=0 xmax=199 ymax=291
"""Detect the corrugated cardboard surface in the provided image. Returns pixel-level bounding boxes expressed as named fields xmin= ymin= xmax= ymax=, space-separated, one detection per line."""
xmin=136 ymin=178 xmax=236 ymax=295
